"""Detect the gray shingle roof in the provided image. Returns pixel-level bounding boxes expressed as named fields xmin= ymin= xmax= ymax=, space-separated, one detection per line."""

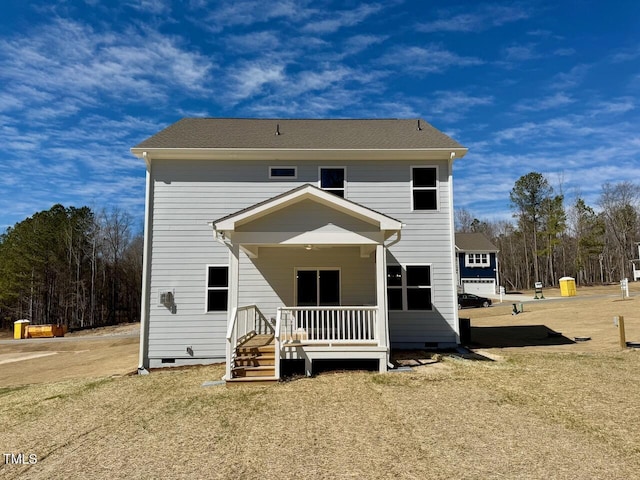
xmin=455 ymin=233 xmax=499 ymax=252
xmin=134 ymin=118 xmax=465 ymax=150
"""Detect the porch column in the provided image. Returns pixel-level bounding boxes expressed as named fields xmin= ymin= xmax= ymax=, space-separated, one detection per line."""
xmin=376 ymin=244 xmax=389 ymax=351
xmin=228 ymin=242 xmax=240 ymax=324
xmin=225 ymin=242 xmax=240 ymax=380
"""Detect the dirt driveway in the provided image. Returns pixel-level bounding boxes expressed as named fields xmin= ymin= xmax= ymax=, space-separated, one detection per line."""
xmin=0 ymin=324 xmax=139 ymax=388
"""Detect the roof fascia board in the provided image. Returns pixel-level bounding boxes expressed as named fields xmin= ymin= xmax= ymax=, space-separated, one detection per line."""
xmin=131 ymin=147 xmax=468 ymax=162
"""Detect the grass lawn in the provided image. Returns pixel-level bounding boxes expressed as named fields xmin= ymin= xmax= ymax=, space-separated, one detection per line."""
xmin=1 ymin=284 xmax=640 ymax=479
xmin=1 ymin=350 xmax=639 ymax=479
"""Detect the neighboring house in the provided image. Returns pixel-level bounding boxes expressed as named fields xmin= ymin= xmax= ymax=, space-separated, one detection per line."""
xmin=455 ymin=232 xmax=499 ymax=296
xmin=131 ymin=118 xmax=467 ymax=383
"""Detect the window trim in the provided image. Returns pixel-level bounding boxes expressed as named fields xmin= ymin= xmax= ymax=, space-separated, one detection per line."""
xmin=269 ymin=166 xmax=297 ymax=179
xmin=386 ymin=263 xmax=433 ymax=312
xmin=411 ymin=166 xmax=439 ymax=211
xmin=205 ymin=264 xmax=229 ymax=313
xmin=465 ymin=253 xmax=490 ymax=268
xmin=318 ymin=166 xmax=347 ymax=197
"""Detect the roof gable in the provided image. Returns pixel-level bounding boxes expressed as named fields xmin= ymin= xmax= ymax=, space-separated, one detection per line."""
xmin=213 ymin=184 xmax=402 ymax=233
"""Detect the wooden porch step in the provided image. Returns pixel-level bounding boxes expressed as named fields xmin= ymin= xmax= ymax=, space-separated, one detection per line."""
xmin=232 ymin=365 xmax=276 ymax=377
xmin=234 ymin=354 xmax=276 ymax=366
xmin=236 ymin=344 xmax=275 ymax=355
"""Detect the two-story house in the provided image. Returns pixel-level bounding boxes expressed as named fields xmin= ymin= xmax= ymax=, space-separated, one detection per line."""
xmin=131 ymin=118 xmax=467 ymax=383
xmin=455 ymin=232 xmax=500 ymax=296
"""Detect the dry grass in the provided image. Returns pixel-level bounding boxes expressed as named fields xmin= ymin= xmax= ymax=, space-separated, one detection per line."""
xmin=0 ymin=351 xmax=640 ymax=479
xmin=2 ymin=284 xmax=640 ymax=479
xmin=1 ymin=351 xmax=639 ymax=479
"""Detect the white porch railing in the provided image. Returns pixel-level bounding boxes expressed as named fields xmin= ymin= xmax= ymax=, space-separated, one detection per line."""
xmin=225 ymin=305 xmax=275 ymax=380
xmin=276 ymin=306 xmax=379 ymax=344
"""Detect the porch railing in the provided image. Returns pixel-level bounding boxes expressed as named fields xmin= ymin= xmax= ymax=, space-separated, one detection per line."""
xmin=276 ymin=306 xmax=379 ymax=344
xmin=225 ymin=305 xmax=275 ymax=380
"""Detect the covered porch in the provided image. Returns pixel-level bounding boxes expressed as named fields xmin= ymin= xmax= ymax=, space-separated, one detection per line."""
xmin=211 ymin=184 xmax=402 ymax=382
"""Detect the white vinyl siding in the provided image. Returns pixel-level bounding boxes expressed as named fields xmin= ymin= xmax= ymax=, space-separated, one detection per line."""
xmin=145 ymin=158 xmax=458 ymax=363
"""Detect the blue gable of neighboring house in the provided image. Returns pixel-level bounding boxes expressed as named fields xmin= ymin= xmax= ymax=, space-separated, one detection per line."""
xmin=455 ymin=233 xmax=499 ymax=296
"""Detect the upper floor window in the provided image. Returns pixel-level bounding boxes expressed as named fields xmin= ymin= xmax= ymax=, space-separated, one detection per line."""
xmin=269 ymin=166 xmax=297 ymax=179
xmin=320 ymin=167 xmax=345 ymax=197
xmin=466 ymin=253 xmax=490 ymax=267
xmin=412 ymin=167 xmax=438 ymax=210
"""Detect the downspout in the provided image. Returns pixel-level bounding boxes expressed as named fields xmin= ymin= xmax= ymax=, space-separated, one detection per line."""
xmin=138 ymin=152 xmax=153 ymax=374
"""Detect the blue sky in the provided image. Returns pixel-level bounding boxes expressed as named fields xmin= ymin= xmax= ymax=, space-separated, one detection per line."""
xmin=1 ymin=1 xmax=639 ymax=231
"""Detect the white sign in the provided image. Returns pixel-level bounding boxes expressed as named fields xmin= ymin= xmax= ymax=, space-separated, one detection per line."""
xmin=534 ymin=282 xmax=543 ymax=289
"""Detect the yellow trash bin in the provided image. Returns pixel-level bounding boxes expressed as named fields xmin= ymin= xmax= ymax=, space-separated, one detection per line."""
xmin=559 ymin=277 xmax=576 ymax=297
xmin=13 ymin=319 xmax=30 ymax=339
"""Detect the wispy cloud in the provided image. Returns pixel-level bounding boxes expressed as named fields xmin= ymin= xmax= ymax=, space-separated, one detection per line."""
xmin=225 ymin=61 xmax=287 ymax=102
xmin=302 ymin=3 xmax=384 ymax=34
xmin=427 ymin=91 xmax=494 ymax=122
xmin=611 ymin=45 xmax=640 ymax=63
xmin=503 ymin=43 xmax=541 ymax=61
xmin=417 ymin=4 xmax=531 ymax=33
xmin=380 ymin=45 xmax=483 ymax=74
xmin=0 ymin=18 xmax=214 ymax=121
xmin=550 ymin=64 xmax=591 ymax=89
xmin=124 ymin=0 xmax=171 ymax=15
xmin=225 ymin=31 xmax=282 ymax=52
xmin=515 ymin=92 xmax=575 ymax=112
xmin=588 ymin=98 xmax=635 ymax=115
xmin=195 ymin=0 xmax=314 ymax=33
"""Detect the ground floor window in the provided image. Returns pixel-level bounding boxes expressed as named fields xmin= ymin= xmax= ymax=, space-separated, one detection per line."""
xmin=207 ymin=265 xmax=228 ymax=312
xmin=387 ymin=264 xmax=432 ymax=311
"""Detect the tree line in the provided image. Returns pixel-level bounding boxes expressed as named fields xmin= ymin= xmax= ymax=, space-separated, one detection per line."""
xmin=0 ymin=204 xmax=143 ymax=331
xmin=457 ymin=172 xmax=640 ymax=290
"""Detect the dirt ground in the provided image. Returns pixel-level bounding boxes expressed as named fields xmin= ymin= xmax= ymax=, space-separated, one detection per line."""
xmin=0 ymin=324 xmax=139 ymax=388
xmin=466 ymin=282 xmax=640 ymax=353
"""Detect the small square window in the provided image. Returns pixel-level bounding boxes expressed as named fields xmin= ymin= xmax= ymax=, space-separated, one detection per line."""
xmin=208 ymin=267 xmax=228 ymax=288
xmin=207 ymin=290 xmax=228 ymax=311
xmin=407 ymin=288 xmax=431 ymax=310
xmin=407 ymin=266 xmax=431 ymax=287
xmin=413 ymin=168 xmax=437 ymax=187
xmin=320 ymin=168 xmax=345 ymax=197
xmin=413 ymin=190 xmax=437 ymax=210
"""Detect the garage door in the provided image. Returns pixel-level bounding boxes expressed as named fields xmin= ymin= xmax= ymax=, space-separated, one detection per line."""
xmin=462 ymin=279 xmax=495 ymax=296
